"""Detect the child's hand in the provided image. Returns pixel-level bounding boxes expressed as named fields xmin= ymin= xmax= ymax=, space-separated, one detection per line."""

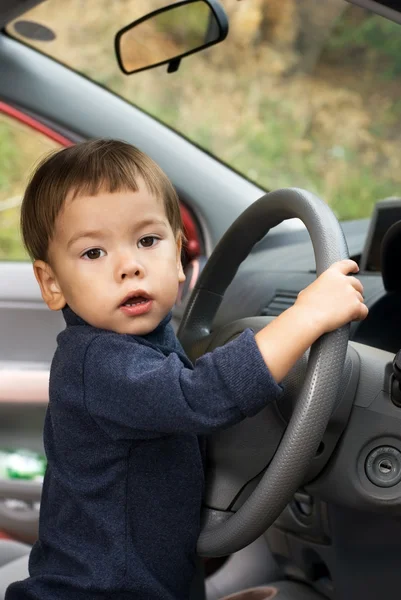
xmin=294 ymin=259 xmax=368 ymax=335
xmin=255 ymin=260 xmax=368 ymax=383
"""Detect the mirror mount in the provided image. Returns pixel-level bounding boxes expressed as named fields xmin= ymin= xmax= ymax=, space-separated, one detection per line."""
xmin=115 ymin=0 xmax=229 ymax=75
xmin=167 ymin=57 xmax=182 ymax=74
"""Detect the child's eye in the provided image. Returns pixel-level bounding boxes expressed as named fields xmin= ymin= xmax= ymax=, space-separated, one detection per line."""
xmin=82 ymin=248 xmax=105 ymax=260
xmin=138 ymin=236 xmax=159 ymax=248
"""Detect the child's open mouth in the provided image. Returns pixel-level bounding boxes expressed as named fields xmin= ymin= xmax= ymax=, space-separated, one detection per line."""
xmin=120 ymin=293 xmax=153 ymax=316
xmin=122 ymin=297 xmax=148 ymax=307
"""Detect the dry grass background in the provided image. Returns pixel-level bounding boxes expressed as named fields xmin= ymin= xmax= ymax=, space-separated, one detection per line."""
xmin=2 ymin=0 xmax=401 ymax=258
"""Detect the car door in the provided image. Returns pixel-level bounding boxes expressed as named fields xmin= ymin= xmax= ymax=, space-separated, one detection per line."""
xmin=0 ymin=102 xmax=73 ymax=542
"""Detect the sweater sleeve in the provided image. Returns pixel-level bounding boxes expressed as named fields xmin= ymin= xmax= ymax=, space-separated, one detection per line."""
xmin=83 ymin=329 xmax=282 ymax=440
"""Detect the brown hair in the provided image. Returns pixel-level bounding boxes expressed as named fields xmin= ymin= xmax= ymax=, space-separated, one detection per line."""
xmin=21 ymin=138 xmax=183 ymax=261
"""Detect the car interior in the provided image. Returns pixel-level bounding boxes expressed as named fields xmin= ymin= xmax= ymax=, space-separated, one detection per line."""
xmin=2 ymin=0 xmax=401 ymax=598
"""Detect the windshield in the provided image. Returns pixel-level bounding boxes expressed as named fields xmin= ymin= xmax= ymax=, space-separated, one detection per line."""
xmin=6 ymin=0 xmax=401 ymax=221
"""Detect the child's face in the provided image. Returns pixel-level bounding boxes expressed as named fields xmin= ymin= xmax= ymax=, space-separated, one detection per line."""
xmin=34 ymin=183 xmax=185 ymax=335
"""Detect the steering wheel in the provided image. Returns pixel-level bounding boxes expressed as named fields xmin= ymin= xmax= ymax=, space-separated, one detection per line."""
xmin=178 ymin=188 xmax=350 ymax=557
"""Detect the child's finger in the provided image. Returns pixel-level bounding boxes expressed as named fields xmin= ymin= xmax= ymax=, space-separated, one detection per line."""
xmin=333 ymin=259 xmax=359 ymax=275
xmin=357 ymin=302 xmax=369 ymax=321
xmin=348 ymin=276 xmax=364 ymax=294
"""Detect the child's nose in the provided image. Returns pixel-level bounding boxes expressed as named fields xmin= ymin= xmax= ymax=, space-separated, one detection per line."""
xmin=115 ymin=253 xmax=145 ymax=281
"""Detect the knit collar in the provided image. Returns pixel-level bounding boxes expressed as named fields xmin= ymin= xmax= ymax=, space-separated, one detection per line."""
xmin=62 ymin=305 xmax=173 ymax=346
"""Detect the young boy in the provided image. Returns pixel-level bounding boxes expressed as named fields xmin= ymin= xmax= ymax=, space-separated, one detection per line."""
xmin=6 ymin=139 xmax=367 ymax=600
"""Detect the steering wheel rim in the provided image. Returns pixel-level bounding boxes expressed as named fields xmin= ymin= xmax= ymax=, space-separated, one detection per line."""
xmin=178 ymin=188 xmax=350 ymax=557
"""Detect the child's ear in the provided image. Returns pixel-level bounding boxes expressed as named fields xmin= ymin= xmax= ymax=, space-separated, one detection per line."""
xmin=176 ymin=236 xmax=186 ymax=284
xmin=33 ymin=260 xmax=66 ymax=311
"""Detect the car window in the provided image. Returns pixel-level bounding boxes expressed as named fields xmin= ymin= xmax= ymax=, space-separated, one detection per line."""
xmin=6 ymin=0 xmax=401 ymax=221
xmin=0 ymin=111 xmax=61 ymax=260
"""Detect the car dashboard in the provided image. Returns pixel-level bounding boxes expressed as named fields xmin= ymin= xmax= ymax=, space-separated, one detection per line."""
xmin=211 ymin=216 xmax=395 ymax=354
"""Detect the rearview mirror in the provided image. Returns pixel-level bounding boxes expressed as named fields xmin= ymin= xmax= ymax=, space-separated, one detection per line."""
xmin=115 ymin=0 xmax=228 ymax=75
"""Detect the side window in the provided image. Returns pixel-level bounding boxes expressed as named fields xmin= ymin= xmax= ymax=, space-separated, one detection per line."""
xmin=0 ymin=110 xmax=62 ymax=261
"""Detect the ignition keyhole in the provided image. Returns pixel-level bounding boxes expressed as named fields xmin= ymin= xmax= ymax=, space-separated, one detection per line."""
xmin=378 ymin=459 xmax=393 ymax=474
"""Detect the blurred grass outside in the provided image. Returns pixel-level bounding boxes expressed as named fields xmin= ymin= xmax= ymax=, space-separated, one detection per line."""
xmin=0 ymin=116 xmax=60 ymax=260
xmin=2 ymin=0 xmax=401 ymax=260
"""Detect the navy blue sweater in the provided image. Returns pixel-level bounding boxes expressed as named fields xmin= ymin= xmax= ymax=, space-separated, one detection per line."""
xmin=6 ymin=307 xmax=281 ymax=600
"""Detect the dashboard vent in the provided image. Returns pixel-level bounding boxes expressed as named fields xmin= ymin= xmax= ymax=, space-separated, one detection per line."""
xmin=261 ymin=290 xmax=298 ymax=317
